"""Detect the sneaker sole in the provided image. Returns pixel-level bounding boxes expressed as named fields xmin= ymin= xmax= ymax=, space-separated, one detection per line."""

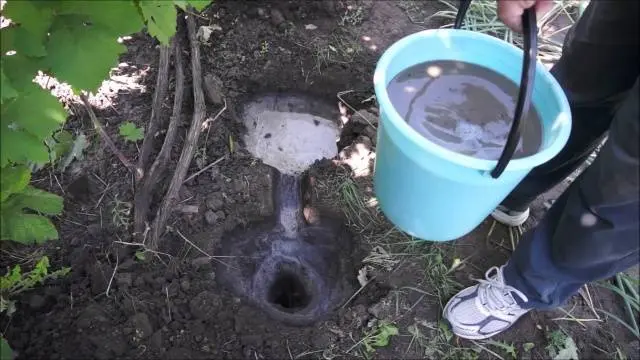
xmin=491 ymin=207 xmax=530 ymax=227
xmin=442 ymin=294 xmax=527 ymax=340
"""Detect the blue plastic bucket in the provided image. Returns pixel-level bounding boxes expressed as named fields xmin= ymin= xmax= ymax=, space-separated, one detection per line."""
xmin=372 ymin=29 xmax=572 ymax=241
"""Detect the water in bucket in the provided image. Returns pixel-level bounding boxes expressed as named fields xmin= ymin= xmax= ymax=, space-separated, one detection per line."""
xmin=386 ymin=60 xmax=543 ymax=160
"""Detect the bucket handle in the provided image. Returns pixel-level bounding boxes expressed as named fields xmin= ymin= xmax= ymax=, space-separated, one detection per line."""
xmin=454 ymin=0 xmax=538 ymax=179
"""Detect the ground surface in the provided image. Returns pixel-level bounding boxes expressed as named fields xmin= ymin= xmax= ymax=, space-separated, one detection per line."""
xmin=2 ymin=1 xmax=638 ymax=359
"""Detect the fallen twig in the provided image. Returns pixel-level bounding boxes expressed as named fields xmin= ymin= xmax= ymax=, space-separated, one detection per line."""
xmin=183 ymin=155 xmax=226 ymax=184
xmin=134 ymin=38 xmax=185 ymax=235
xmin=150 ymin=11 xmax=208 ymax=249
xmin=137 ymin=42 xmax=172 ymax=176
xmin=80 ymin=94 xmax=140 ymax=178
xmin=105 ymin=254 xmax=118 ymax=298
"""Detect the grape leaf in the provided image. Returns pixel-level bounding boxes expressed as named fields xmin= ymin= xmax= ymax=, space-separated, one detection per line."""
xmin=0 ymin=165 xmax=31 ymax=202
xmin=1 ymin=55 xmax=44 ymax=92
xmin=174 ymin=0 xmax=212 ymax=11
xmin=46 ymin=19 xmax=127 ymax=91
xmin=119 ymin=121 xmax=145 ymax=142
xmin=55 ymin=1 xmax=144 ymax=37
xmin=1 ymin=336 xmax=13 ymax=360
xmin=0 ymin=127 xmax=50 ymax=167
xmin=0 ymin=70 xmax=18 ymax=104
xmin=139 ymin=0 xmax=178 ymax=44
xmin=2 ymin=85 xmax=66 ymax=140
xmin=0 ymin=213 xmax=59 ymax=244
xmin=2 ymin=0 xmax=53 ymax=49
xmin=4 ymin=185 xmax=64 ymax=215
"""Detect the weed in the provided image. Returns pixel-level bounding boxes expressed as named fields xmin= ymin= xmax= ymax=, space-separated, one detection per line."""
xmin=110 ymin=196 xmax=132 ymax=229
xmin=597 ymin=273 xmax=639 ymax=338
xmin=422 ymin=245 xmax=461 ymax=306
xmin=1 ymin=256 xmax=70 ymax=316
xmin=483 ymin=340 xmax=518 ymax=359
xmin=339 ymin=5 xmax=366 ymax=27
xmin=407 ymin=320 xmax=478 ymax=359
xmin=362 ymin=320 xmax=399 ymax=357
xmin=432 ymin=0 xmax=583 ymax=64
xmin=260 ymin=40 xmax=269 ymax=56
xmin=118 ymin=121 xmax=145 ymax=142
xmin=309 ymin=31 xmax=362 ymax=74
xmin=546 ymin=329 xmax=579 ymax=360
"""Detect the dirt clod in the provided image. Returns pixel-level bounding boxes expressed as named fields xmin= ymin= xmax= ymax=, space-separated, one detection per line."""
xmin=127 ymin=313 xmax=154 ymax=340
xmin=189 ymin=291 xmax=222 ymax=320
xmin=205 ymin=192 xmax=224 ymax=210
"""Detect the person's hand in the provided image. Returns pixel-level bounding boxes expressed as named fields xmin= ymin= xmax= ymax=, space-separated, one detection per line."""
xmin=497 ymin=0 xmax=554 ymax=32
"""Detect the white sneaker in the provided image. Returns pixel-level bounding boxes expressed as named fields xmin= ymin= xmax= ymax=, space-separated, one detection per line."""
xmin=491 ymin=206 xmax=530 ymax=227
xmin=443 ymin=266 xmax=529 ymax=340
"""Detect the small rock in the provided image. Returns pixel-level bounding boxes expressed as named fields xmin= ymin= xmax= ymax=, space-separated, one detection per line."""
xmin=166 ymin=348 xmax=192 ymax=359
xmin=191 ymin=257 xmax=212 ymax=269
xmin=232 ymin=179 xmax=244 ymax=192
xmin=90 ymin=261 xmax=113 ymax=296
xmin=203 ymin=74 xmax=224 ymax=105
xmin=87 ymin=223 xmax=102 ymax=237
xmin=241 ymin=334 xmax=263 ymax=347
xmin=363 ymin=125 xmax=377 ymax=141
xmin=204 ymin=210 xmax=219 ymax=224
xmin=167 ymin=281 xmax=179 ymax=297
xmin=29 ymin=294 xmax=46 ymax=310
xmin=215 ymin=210 xmax=226 ymax=221
xmin=189 ymin=291 xmax=222 ymax=320
xmin=149 ymin=330 xmax=163 ymax=350
xmin=116 ymin=273 xmax=133 ymax=287
xmin=128 ymin=313 xmax=153 ymax=340
xmin=270 ymin=9 xmax=285 ymax=26
xmin=194 ymin=335 xmax=203 ymax=343
xmin=305 ymin=24 xmax=318 ymax=30
xmin=205 ymin=193 xmax=224 ymax=210
xmin=256 ymin=7 xmax=267 ymax=18
xmin=133 ymin=276 xmax=145 ymax=288
xmin=180 ymin=278 xmax=191 ymax=292
xmin=119 ymin=259 xmax=136 ymax=271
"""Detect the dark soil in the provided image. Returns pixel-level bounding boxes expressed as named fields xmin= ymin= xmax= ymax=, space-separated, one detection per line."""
xmin=2 ymin=1 xmax=638 ymax=360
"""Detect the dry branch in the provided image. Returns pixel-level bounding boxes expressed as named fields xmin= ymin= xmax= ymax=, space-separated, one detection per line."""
xmin=80 ymin=94 xmax=139 ymax=177
xmin=137 ymin=42 xmax=172 ymax=176
xmin=150 ymin=11 xmax=208 ymax=249
xmin=134 ymin=38 xmax=185 ymax=236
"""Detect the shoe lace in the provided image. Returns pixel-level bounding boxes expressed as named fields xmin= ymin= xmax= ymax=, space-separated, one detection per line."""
xmin=476 ymin=266 xmax=529 ymax=312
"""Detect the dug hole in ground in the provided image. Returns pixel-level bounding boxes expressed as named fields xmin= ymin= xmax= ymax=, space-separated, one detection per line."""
xmin=2 ymin=1 xmax=638 ymax=359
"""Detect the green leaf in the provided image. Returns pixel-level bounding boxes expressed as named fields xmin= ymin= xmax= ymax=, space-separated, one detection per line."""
xmin=46 ymin=19 xmax=127 ymax=92
xmin=0 ymin=213 xmax=59 ymax=244
xmin=1 ymin=54 xmax=44 ymax=92
xmin=1 ymin=27 xmax=47 ymax=57
xmin=7 ymin=186 xmax=64 ymax=215
xmin=0 ymin=165 xmax=31 ymax=202
xmin=0 ymin=126 xmax=50 ymax=167
xmin=0 ymin=70 xmax=19 ymax=104
xmin=119 ymin=121 xmax=145 ymax=142
xmin=2 ymin=0 xmax=54 ymax=53
xmin=50 ymin=130 xmax=74 ymax=162
xmin=174 ymin=0 xmax=212 ymax=11
xmin=55 ymin=1 xmax=144 ymax=37
xmin=32 ymin=256 xmax=50 ymax=279
xmin=2 ymin=85 xmax=67 ymax=140
xmin=1 ymin=336 xmax=14 ymax=360
xmin=135 ymin=251 xmax=147 ymax=261
xmin=523 ymin=343 xmax=535 ymax=353
xmin=139 ymin=0 xmax=178 ymax=44
xmin=0 ymin=265 xmax=22 ymax=291
xmin=58 ymin=133 xmax=88 ymax=172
